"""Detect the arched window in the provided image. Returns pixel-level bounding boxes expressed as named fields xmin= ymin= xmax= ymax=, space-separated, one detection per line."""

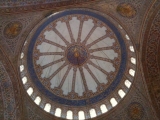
xmin=24 ymin=41 xmax=27 ymax=46
xmin=55 ymin=108 xmax=61 ymax=117
xmin=22 ymin=76 xmax=27 ymax=84
xmin=34 ymin=96 xmax=41 ymax=105
xmin=129 ymin=46 xmax=134 ymax=52
xmin=129 ymin=69 xmax=135 ymax=76
xmin=44 ymin=103 xmax=51 ymax=112
xmin=20 ymin=52 xmax=24 ymax=59
xmin=118 ymin=89 xmax=126 ymax=98
xmin=27 ymin=87 xmax=33 ymax=96
xmin=66 ymin=110 xmax=73 ymax=119
xmin=110 ymin=98 xmax=117 ymax=107
xmin=118 ymin=25 xmax=123 ymax=29
xmin=89 ymin=109 xmax=97 ymax=118
xmin=20 ymin=65 xmax=24 ymax=72
xmin=131 ymin=57 xmax=136 ymax=64
xmin=100 ymin=104 xmax=108 ymax=113
xmin=125 ymin=34 xmax=130 ymax=40
xmin=78 ymin=111 xmax=85 ymax=120
xmin=125 ymin=80 xmax=131 ymax=88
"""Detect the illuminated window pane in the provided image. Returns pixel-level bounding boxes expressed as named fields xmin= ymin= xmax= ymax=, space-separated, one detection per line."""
xmin=24 ymin=41 xmax=27 ymax=46
xmin=44 ymin=103 xmax=51 ymax=112
xmin=110 ymin=98 xmax=117 ymax=107
xmin=55 ymin=108 xmax=61 ymax=117
xmin=100 ymin=104 xmax=108 ymax=113
xmin=78 ymin=111 xmax=85 ymax=120
xmin=129 ymin=69 xmax=135 ymax=76
xmin=125 ymin=34 xmax=130 ymax=40
xmin=34 ymin=96 xmax=41 ymax=105
xmin=129 ymin=46 xmax=135 ymax=52
xmin=131 ymin=57 xmax=136 ymax=64
xmin=118 ymin=89 xmax=126 ymax=98
xmin=20 ymin=52 xmax=24 ymax=59
xmin=125 ymin=80 xmax=131 ymax=88
xmin=27 ymin=87 xmax=33 ymax=96
xmin=90 ymin=109 xmax=96 ymax=118
xmin=20 ymin=65 xmax=24 ymax=72
xmin=22 ymin=76 xmax=27 ymax=84
xmin=66 ymin=110 xmax=73 ymax=119
xmin=118 ymin=25 xmax=123 ymax=29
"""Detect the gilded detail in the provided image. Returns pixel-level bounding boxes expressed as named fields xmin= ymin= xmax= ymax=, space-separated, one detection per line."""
xmin=67 ymin=45 xmax=88 ymax=66
xmin=117 ymin=3 xmax=137 ymax=18
xmin=4 ymin=21 xmax=22 ymax=39
xmin=128 ymin=102 xmax=144 ymax=120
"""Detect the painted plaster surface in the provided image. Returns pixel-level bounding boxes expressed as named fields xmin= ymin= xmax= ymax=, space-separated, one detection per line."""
xmin=0 ymin=62 xmax=16 ymax=120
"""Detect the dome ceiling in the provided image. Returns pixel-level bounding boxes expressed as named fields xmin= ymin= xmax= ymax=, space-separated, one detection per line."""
xmin=34 ymin=12 xmax=120 ymax=101
xmin=19 ymin=9 xmax=137 ymax=119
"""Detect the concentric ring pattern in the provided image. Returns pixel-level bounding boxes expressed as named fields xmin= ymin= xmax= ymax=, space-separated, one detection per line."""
xmin=19 ymin=9 xmax=136 ymax=119
xmin=33 ymin=13 xmax=122 ymax=102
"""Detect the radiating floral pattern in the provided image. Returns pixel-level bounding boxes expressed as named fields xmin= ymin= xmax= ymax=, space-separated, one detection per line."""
xmin=33 ymin=15 xmax=121 ymax=99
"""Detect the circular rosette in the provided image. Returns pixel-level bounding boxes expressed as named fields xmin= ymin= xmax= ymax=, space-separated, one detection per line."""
xmin=32 ymin=12 xmax=121 ymax=101
xmin=4 ymin=21 xmax=22 ymax=39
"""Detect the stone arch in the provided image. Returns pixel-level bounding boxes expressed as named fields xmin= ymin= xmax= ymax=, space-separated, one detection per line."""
xmin=142 ymin=3 xmax=160 ymax=118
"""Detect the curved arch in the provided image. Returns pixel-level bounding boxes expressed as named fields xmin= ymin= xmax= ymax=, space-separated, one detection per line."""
xmin=100 ymin=104 xmax=108 ymax=113
xmin=78 ymin=111 xmax=85 ymax=120
xmin=89 ymin=108 xmax=97 ymax=118
xmin=22 ymin=76 xmax=27 ymax=84
xmin=66 ymin=110 xmax=73 ymax=119
xmin=110 ymin=98 xmax=117 ymax=107
xmin=118 ymin=89 xmax=126 ymax=98
xmin=34 ymin=96 xmax=41 ymax=105
xmin=27 ymin=87 xmax=33 ymax=96
xmin=55 ymin=108 xmax=62 ymax=117
xmin=142 ymin=3 xmax=160 ymax=118
xmin=44 ymin=103 xmax=51 ymax=112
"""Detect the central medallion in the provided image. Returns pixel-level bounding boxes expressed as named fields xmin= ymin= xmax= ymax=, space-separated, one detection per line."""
xmin=67 ymin=45 xmax=88 ymax=66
